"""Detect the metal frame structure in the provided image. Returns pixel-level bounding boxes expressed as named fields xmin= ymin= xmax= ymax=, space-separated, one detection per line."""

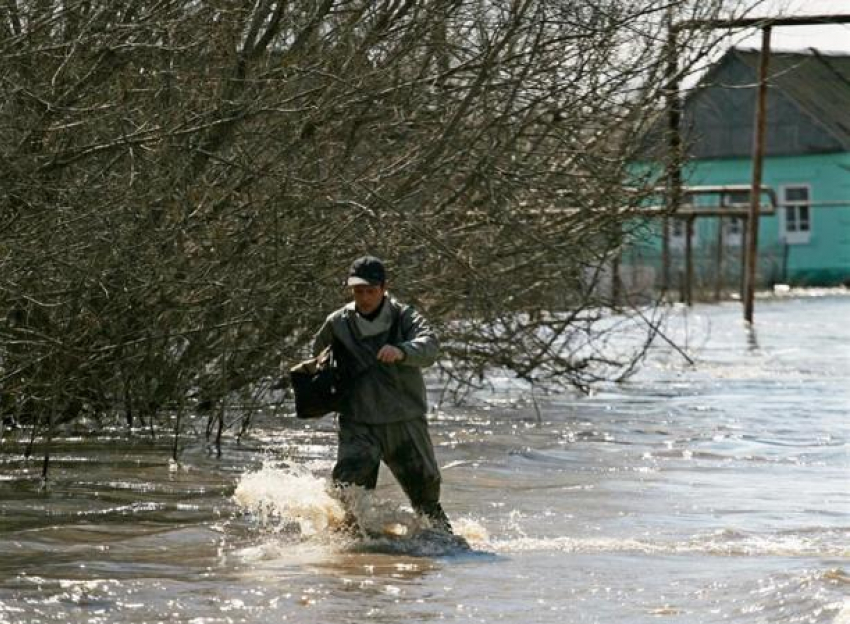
xmin=665 ymin=13 xmax=850 ymax=321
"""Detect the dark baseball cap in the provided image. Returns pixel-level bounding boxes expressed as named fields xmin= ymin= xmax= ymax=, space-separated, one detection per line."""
xmin=346 ymin=255 xmax=386 ymax=286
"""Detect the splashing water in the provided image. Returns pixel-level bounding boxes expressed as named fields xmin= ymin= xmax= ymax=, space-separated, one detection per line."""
xmin=834 ymin=600 xmax=850 ymax=624
xmin=232 ymin=463 xmax=346 ymax=537
xmin=232 ymin=462 xmax=484 ymax=556
xmin=453 ymin=517 xmax=490 ymax=546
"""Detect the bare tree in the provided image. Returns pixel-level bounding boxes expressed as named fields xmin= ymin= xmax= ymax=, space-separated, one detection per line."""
xmin=0 ymin=0 xmax=743 ymax=463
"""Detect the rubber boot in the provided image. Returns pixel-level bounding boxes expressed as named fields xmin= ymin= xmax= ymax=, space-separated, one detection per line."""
xmin=418 ymin=502 xmax=453 ymax=534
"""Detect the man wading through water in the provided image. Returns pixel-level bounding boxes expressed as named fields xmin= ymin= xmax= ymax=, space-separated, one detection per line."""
xmin=312 ymin=256 xmax=453 ymax=535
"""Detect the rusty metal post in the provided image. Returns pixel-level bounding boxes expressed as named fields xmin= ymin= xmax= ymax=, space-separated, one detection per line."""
xmin=611 ymin=249 xmax=621 ymax=306
xmin=663 ymin=18 xmax=681 ymax=298
xmin=662 ymin=216 xmax=671 ymax=294
xmin=714 ymin=216 xmax=724 ymax=301
xmin=744 ymin=26 xmax=772 ymax=323
xmin=740 ymin=216 xmax=748 ymax=299
xmin=684 ymin=216 xmax=694 ymax=305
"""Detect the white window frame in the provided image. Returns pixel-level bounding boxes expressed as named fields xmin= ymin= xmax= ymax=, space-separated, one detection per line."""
xmin=780 ymin=184 xmax=812 ymax=245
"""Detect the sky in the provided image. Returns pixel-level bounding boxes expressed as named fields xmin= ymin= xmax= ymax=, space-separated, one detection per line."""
xmin=732 ymin=0 xmax=850 ymax=53
xmin=676 ymin=1 xmax=850 ymax=90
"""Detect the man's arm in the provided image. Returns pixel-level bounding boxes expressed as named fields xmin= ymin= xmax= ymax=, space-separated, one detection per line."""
xmin=395 ymin=307 xmax=439 ymax=368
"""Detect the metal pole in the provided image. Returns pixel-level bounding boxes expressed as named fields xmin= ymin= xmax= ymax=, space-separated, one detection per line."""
xmin=676 ymin=14 xmax=850 ymax=30
xmin=740 ymin=217 xmax=748 ymax=299
xmin=715 ymin=215 xmax=724 ymax=301
xmin=685 ymin=216 xmax=694 ymax=306
xmin=611 ymin=246 xmax=621 ymax=305
xmin=744 ymin=26 xmax=771 ymax=323
xmin=662 ymin=216 xmax=670 ymax=294
xmin=663 ymin=19 xmax=681 ymax=298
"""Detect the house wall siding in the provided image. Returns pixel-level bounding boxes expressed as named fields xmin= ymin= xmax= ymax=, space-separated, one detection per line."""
xmin=627 ymin=152 xmax=850 ymax=289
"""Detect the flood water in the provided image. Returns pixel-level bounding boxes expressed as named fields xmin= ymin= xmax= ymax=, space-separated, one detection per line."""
xmin=1 ymin=292 xmax=848 ymax=623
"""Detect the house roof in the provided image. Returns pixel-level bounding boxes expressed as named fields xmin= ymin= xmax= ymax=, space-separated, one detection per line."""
xmin=731 ymin=48 xmax=850 ymax=150
xmin=640 ymin=48 xmax=850 ymax=160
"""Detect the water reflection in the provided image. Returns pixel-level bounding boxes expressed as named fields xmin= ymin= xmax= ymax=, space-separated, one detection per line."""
xmin=746 ymin=323 xmax=759 ymax=351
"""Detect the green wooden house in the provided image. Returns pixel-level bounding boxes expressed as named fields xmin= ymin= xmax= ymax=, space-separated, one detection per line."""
xmin=629 ymin=48 xmax=850 ymax=293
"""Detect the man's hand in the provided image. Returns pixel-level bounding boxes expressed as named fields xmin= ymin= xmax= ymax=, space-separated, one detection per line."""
xmin=377 ymin=345 xmax=405 ymax=364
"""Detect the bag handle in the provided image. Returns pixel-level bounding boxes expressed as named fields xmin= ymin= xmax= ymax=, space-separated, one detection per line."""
xmin=340 ymin=301 xmax=402 ymax=366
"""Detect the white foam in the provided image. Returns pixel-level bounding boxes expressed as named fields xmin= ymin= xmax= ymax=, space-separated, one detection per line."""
xmin=833 ymin=599 xmax=850 ymax=624
xmin=232 ymin=463 xmax=345 ymax=537
xmin=232 ymin=462 xmax=489 ymax=557
xmin=454 ymin=517 xmax=490 ymax=546
xmin=480 ymin=531 xmax=849 ymax=558
xmin=232 ymin=463 xmax=436 ymax=540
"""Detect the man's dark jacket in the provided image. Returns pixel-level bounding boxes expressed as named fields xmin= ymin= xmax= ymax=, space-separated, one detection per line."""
xmin=312 ymin=297 xmax=439 ymax=424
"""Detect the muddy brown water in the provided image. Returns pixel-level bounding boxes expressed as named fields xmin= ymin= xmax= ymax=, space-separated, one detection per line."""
xmin=1 ymin=293 xmax=848 ymax=623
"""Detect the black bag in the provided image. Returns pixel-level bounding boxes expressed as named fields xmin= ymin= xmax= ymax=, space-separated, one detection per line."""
xmin=289 ymin=307 xmax=402 ymax=419
xmin=289 ymin=343 xmax=349 ymax=419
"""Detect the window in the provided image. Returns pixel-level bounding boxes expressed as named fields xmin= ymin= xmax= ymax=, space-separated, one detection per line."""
xmin=724 ymin=190 xmax=750 ymax=207
xmin=781 ymin=185 xmax=811 ymax=244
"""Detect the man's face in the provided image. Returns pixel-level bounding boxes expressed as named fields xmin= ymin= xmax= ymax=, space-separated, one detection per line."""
xmin=351 ymin=283 xmax=385 ymax=315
